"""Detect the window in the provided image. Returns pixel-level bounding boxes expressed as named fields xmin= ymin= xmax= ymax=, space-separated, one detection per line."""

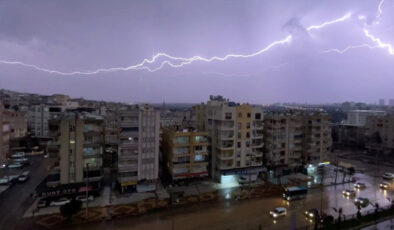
xmin=238 ymin=132 xmax=241 ymax=138
xmin=238 ymin=112 xmax=242 ymax=118
xmin=255 ymin=113 xmax=261 ymax=120
xmin=247 ymin=113 xmax=251 ymax=118
xmin=246 ymin=132 xmax=250 ymax=138
xmin=246 ymin=140 xmax=250 ymax=147
xmin=237 ymin=142 xmax=241 ymax=148
xmin=225 ymin=112 xmax=232 ymax=119
xmin=247 ymin=122 xmax=250 ymax=129
xmin=238 ymin=123 xmax=242 ymax=129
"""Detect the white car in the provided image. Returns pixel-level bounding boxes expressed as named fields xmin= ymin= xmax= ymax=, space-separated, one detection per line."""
xmin=76 ymin=195 xmax=94 ymax=202
xmin=382 ymin=173 xmax=394 ymax=180
xmin=354 ymin=182 xmax=366 ymax=189
xmin=11 ymin=152 xmax=25 ymax=158
xmin=269 ymin=207 xmax=287 ymax=218
xmin=8 ymin=163 xmax=23 ymax=169
xmin=342 ymin=189 xmax=356 ymax=197
xmin=50 ymin=198 xmax=70 ymax=206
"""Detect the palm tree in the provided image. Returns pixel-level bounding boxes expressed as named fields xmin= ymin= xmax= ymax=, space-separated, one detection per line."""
xmin=347 ymin=167 xmax=355 ymax=182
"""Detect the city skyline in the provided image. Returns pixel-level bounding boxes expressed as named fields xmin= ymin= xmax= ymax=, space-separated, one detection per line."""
xmin=1 ymin=0 xmax=394 ymax=103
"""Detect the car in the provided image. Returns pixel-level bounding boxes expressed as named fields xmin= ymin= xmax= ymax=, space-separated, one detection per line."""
xmin=269 ymin=207 xmax=287 ymax=218
xmin=342 ymin=189 xmax=356 ymax=197
xmin=305 ymin=208 xmax=319 ymax=219
xmin=37 ymin=199 xmax=47 ymax=208
xmin=50 ymin=198 xmax=70 ymax=206
xmin=354 ymin=197 xmax=370 ymax=207
xmin=76 ymin=195 xmax=94 ymax=202
xmin=17 ymin=171 xmax=30 ymax=182
xmin=354 ymin=182 xmax=366 ymax=189
xmin=382 ymin=173 xmax=394 ymax=180
xmin=11 ymin=152 xmax=25 ymax=158
xmin=8 ymin=163 xmax=22 ymax=169
xmin=13 ymin=157 xmax=28 ymax=163
xmin=379 ymin=182 xmax=390 ymax=189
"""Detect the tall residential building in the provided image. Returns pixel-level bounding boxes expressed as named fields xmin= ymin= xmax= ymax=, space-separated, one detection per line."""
xmin=194 ymin=96 xmax=264 ymax=182
xmin=57 ymin=114 xmax=104 ymax=185
xmin=28 ymin=104 xmax=63 ymax=137
xmin=0 ymin=102 xmax=10 ymax=165
xmin=344 ymin=110 xmax=386 ymax=126
xmin=117 ymin=105 xmax=160 ymax=193
xmin=3 ymin=109 xmax=27 ymax=139
xmin=365 ymin=115 xmax=394 ymax=155
xmin=389 ymin=99 xmax=394 ymax=107
xmin=264 ymin=112 xmax=332 ymax=167
xmin=161 ymin=127 xmax=210 ymax=182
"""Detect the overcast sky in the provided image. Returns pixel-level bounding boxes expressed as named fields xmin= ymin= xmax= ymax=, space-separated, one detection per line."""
xmin=0 ymin=0 xmax=393 ymax=104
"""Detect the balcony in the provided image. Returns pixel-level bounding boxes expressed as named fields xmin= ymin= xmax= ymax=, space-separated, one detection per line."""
xmin=220 ymin=131 xmax=234 ymax=140
xmin=217 ymin=150 xmax=234 ymax=160
xmin=252 ymin=131 xmax=263 ymax=139
xmin=219 ymin=121 xmax=234 ymax=130
xmin=118 ymin=153 xmax=138 ymax=160
xmin=251 ymin=140 xmax=264 ymax=148
xmin=120 ymin=120 xmax=139 ymax=127
xmin=219 ymin=141 xmax=234 ymax=150
xmin=253 ymin=121 xmax=264 ymax=130
xmin=119 ymin=131 xmax=139 ymax=138
xmin=118 ymin=163 xmax=138 ymax=172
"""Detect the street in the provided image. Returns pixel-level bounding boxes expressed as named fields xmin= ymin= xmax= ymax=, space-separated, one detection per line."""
xmin=65 ymin=165 xmax=394 ymax=230
xmin=0 ymin=155 xmax=53 ymax=230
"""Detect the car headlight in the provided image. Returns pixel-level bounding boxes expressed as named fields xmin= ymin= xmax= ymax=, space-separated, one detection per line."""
xmin=309 ymin=213 xmax=314 ymax=217
xmin=355 ymin=198 xmax=358 ymax=202
xmin=273 ymin=213 xmax=278 ymax=217
xmin=305 ymin=211 xmax=308 ymax=214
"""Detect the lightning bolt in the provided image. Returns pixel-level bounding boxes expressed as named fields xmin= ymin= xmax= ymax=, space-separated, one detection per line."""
xmin=0 ymin=13 xmax=352 ymax=75
xmin=322 ymin=44 xmax=380 ymax=54
xmin=323 ymin=0 xmax=394 ymax=56
xmin=363 ymin=29 xmax=394 ymax=54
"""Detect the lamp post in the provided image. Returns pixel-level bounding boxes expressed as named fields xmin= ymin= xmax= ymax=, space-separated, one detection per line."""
xmin=85 ymin=163 xmax=90 ymax=219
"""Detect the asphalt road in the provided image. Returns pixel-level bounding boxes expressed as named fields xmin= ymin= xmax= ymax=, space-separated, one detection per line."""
xmin=65 ymin=165 xmax=394 ymax=230
xmin=0 ymin=156 xmax=53 ymax=230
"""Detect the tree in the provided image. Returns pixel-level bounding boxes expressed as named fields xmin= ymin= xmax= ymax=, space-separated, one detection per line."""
xmin=333 ymin=207 xmax=343 ymax=224
xmin=60 ymin=200 xmax=82 ymax=220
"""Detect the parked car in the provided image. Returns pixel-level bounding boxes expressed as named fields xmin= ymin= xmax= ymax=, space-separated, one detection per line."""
xmin=50 ymin=198 xmax=70 ymax=206
xmin=354 ymin=182 xmax=366 ymax=189
xmin=11 ymin=152 xmax=25 ymax=158
xmin=305 ymin=208 xmax=320 ymax=219
xmin=13 ymin=157 xmax=28 ymax=163
xmin=382 ymin=173 xmax=394 ymax=180
xmin=8 ymin=163 xmax=23 ymax=169
xmin=37 ymin=199 xmax=47 ymax=208
xmin=342 ymin=189 xmax=356 ymax=197
xmin=354 ymin=197 xmax=370 ymax=207
xmin=269 ymin=207 xmax=287 ymax=218
xmin=76 ymin=195 xmax=94 ymax=202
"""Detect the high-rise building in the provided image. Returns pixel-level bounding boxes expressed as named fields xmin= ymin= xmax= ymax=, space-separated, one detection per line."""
xmin=117 ymin=105 xmax=160 ymax=193
xmin=161 ymin=127 xmax=210 ymax=182
xmin=58 ymin=114 xmax=104 ymax=185
xmin=365 ymin=115 xmax=394 ymax=155
xmin=28 ymin=104 xmax=63 ymax=137
xmin=264 ymin=112 xmax=332 ymax=167
xmin=344 ymin=110 xmax=386 ymax=126
xmin=3 ymin=109 xmax=27 ymax=139
xmin=0 ymin=102 xmax=10 ymax=165
xmin=389 ymin=99 xmax=394 ymax=107
xmin=194 ymin=96 xmax=264 ymax=182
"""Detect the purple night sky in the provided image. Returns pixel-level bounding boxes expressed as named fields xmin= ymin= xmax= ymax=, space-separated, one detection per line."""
xmin=0 ymin=0 xmax=393 ymax=104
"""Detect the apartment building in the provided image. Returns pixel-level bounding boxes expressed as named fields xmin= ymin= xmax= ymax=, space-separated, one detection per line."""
xmin=56 ymin=114 xmax=104 ymax=185
xmin=365 ymin=115 xmax=394 ymax=155
xmin=161 ymin=127 xmax=209 ymax=182
xmin=117 ymin=105 xmax=160 ymax=193
xmin=344 ymin=110 xmax=386 ymax=126
xmin=28 ymin=104 xmax=63 ymax=137
xmin=3 ymin=109 xmax=27 ymax=139
xmin=194 ymin=95 xmax=264 ymax=182
xmin=0 ymin=102 xmax=10 ymax=165
xmin=264 ymin=112 xmax=332 ymax=168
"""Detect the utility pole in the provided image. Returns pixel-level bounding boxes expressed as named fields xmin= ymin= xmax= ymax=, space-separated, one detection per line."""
xmin=85 ymin=163 xmax=90 ymax=219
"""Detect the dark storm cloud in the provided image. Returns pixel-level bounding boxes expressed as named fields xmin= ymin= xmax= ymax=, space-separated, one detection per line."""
xmin=0 ymin=0 xmax=393 ymax=104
